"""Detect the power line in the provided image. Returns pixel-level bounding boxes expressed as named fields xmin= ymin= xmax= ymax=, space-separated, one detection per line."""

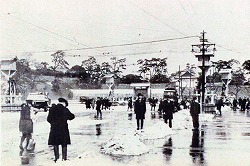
xmin=6 ymin=13 xmax=96 ymax=50
xmin=126 ymin=1 xmax=187 ymax=36
xmin=28 ymin=35 xmax=198 ymax=53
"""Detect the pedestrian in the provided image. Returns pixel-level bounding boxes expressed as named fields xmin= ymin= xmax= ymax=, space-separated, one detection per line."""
xmin=85 ymin=99 xmax=91 ymax=109
xmin=190 ymin=96 xmax=200 ymax=130
xmin=19 ymin=102 xmax=34 ymax=153
xmin=158 ymin=98 xmax=163 ymax=114
xmin=96 ymin=97 xmax=102 ymax=119
xmin=47 ymin=98 xmax=75 ymax=162
xmin=232 ymin=98 xmax=237 ymax=111
xmin=134 ymin=93 xmax=146 ymax=130
xmin=91 ymin=98 xmax=95 ymax=110
xmin=149 ymin=97 xmax=157 ymax=112
xmin=127 ymin=97 xmax=133 ymax=111
xmin=161 ymin=96 xmax=174 ymax=128
xmin=216 ymin=98 xmax=224 ymax=115
xmin=238 ymin=97 xmax=242 ymax=108
xmin=246 ymin=98 xmax=250 ymax=111
xmin=241 ymin=97 xmax=247 ymax=111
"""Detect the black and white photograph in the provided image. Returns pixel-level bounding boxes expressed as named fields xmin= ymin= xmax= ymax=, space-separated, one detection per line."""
xmin=1 ymin=0 xmax=250 ymax=165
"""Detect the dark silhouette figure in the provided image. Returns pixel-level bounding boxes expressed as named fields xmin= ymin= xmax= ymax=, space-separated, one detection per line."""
xmin=232 ymin=98 xmax=237 ymax=111
xmin=189 ymin=130 xmax=205 ymax=164
xmin=96 ymin=97 xmax=102 ymax=119
xmin=19 ymin=103 xmax=34 ymax=155
xmin=47 ymin=98 xmax=75 ymax=162
xmin=160 ymin=96 xmax=174 ymax=128
xmin=216 ymin=98 xmax=224 ymax=115
xmin=96 ymin=124 xmax=102 ymax=136
xmin=134 ymin=93 xmax=146 ymax=130
xmin=127 ymin=97 xmax=133 ymax=111
xmin=190 ymin=97 xmax=200 ymax=130
xmin=241 ymin=98 xmax=247 ymax=111
xmin=162 ymin=137 xmax=173 ymax=162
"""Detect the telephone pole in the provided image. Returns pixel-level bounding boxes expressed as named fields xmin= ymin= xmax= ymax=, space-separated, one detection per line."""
xmin=192 ymin=31 xmax=216 ymax=112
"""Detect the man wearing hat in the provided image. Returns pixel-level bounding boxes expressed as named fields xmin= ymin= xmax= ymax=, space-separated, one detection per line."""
xmin=47 ymin=98 xmax=75 ymax=162
xmin=161 ymin=95 xmax=174 ymax=128
xmin=134 ymin=93 xmax=146 ymax=130
xmin=190 ymin=96 xmax=200 ymax=130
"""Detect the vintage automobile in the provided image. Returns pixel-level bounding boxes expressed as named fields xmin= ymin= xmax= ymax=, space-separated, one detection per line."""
xmin=26 ymin=92 xmax=51 ymax=111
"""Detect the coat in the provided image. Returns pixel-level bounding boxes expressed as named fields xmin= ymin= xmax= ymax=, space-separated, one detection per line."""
xmin=161 ymin=100 xmax=174 ymax=119
xmin=47 ymin=104 xmax=75 ymax=146
xmin=19 ymin=104 xmax=33 ymax=134
xmin=134 ymin=99 xmax=146 ymax=119
xmin=190 ymin=100 xmax=200 ymax=116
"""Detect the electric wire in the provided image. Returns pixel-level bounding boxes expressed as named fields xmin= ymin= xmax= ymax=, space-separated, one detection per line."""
xmin=126 ymin=0 xmax=187 ymax=36
xmin=27 ymin=35 xmax=198 ymax=53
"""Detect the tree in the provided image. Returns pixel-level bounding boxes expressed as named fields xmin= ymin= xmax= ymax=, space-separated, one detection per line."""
xmin=150 ymin=73 xmax=170 ymax=83
xmin=110 ymin=57 xmax=126 ymax=78
xmin=12 ymin=58 xmax=33 ymax=95
xmin=100 ymin=62 xmax=112 ymax=76
xmin=137 ymin=57 xmax=168 ymax=82
xmin=81 ymin=56 xmax=101 ymax=83
xmin=242 ymin=60 xmax=250 ymax=74
xmin=229 ymin=69 xmax=246 ymax=99
xmin=65 ymin=65 xmax=87 ymax=79
xmin=51 ymin=50 xmax=69 ymax=72
xmin=51 ymin=78 xmax=61 ymax=93
xmin=119 ymin=74 xmax=146 ymax=84
xmin=213 ymin=59 xmax=239 ymax=72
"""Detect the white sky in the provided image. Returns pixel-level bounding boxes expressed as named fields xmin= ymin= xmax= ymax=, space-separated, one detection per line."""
xmin=1 ymin=0 xmax=250 ymax=74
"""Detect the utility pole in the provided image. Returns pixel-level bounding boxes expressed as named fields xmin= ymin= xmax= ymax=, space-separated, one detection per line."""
xmin=192 ymin=31 xmax=216 ymax=112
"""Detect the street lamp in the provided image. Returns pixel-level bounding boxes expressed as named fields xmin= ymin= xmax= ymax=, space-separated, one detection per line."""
xmin=191 ymin=31 xmax=216 ymax=112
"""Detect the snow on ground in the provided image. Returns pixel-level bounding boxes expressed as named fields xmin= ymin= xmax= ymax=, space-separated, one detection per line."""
xmin=100 ymin=133 xmax=149 ymax=156
xmin=100 ymin=121 xmax=175 ymax=156
xmin=136 ymin=121 xmax=174 ymax=140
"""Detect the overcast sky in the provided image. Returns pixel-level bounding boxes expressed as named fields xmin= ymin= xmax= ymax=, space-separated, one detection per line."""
xmin=1 ymin=0 xmax=250 ymax=74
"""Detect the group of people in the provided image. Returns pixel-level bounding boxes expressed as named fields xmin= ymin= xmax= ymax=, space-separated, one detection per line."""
xmin=19 ymin=94 xmax=201 ymax=162
xmin=232 ymin=97 xmax=250 ymax=111
xmin=133 ymin=94 xmax=200 ymax=130
xmin=19 ymin=98 xmax=75 ymax=162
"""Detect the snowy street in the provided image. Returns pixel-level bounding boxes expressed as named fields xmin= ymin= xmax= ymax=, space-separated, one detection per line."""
xmin=1 ymin=102 xmax=250 ymax=166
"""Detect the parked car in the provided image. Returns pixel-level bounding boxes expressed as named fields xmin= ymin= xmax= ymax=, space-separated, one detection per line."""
xmin=26 ymin=92 xmax=51 ymax=111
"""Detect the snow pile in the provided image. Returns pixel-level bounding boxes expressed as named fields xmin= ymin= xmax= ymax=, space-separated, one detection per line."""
xmin=100 ymin=133 xmax=149 ymax=156
xmin=137 ymin=121 xmax=174 ymax=140
xmin=174 ymin=110 xmax=191 ymax=122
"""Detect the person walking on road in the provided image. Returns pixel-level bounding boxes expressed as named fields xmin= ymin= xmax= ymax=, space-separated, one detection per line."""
xmin=160 ymin=96 xmax=174 ymax=128
xmin=96 ymin=97 xmax=102 ymax=119
xmin=232 ymin=98 xmax=238 ymax=111
xmin=19 ymin=102 xmax=34 ymax=154
xmin=47 ymin=98 xmax=75 ymax=162
xmin=190 ymin=97 xmax=200 ymax=130
xmin=127 ymin=97 xmax=133 ymax=111
xmin=134 ymin=93 xmax=146 ymax=130
xmin=216 ymin=98 xmax=224 ymax=115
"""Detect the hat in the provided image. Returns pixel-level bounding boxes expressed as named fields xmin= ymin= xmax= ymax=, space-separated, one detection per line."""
xmin=137 ymin=93 xmax=142 ymax=97
xmin=193 ymin=96 xmax=197 ymax=100
xmin=58 ymin=98 xmax=68 ymax=107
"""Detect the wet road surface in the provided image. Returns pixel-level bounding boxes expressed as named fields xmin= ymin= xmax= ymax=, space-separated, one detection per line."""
xmin=1 ymin=102 xmax=250 ymax=166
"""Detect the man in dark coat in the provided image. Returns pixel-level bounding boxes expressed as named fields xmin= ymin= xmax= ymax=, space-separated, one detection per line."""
xmin=96 ymin=97 xmax=102 ymax=119
xmin=190 ymin=97 xmax=200 ymax=130
xmin=134 ymin=93 xmax=146 ymax=130
xmin=161 ymin=96 xmax=174 ymax=128
xmin=47 ymin=98 xmax=75 ymax=162
xmin=216 ymin=98 xmax=224 ymax=115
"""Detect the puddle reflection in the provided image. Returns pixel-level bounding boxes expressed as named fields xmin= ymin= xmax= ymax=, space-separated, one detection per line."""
xmin=162 ymin=137 xmax=172 ymax=162
xmin=96 ymin=124 xmax=102 ymax=136
xmin=189 ymin=129 xmax=205 ymax=165
xmin=128 ymin=113 xmax=133 ymax=120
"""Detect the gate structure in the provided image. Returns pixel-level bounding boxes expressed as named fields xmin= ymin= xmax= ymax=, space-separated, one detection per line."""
xmin=1 ymin=59 xmax=22 ymax=111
